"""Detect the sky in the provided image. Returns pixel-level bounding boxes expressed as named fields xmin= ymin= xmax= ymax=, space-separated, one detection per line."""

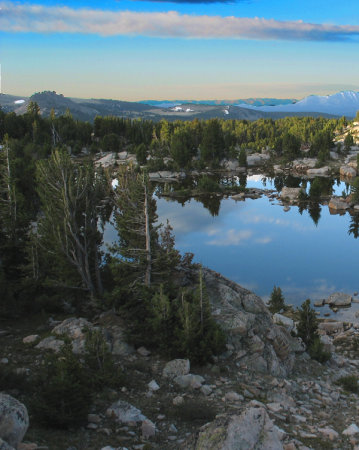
xmin=1 ymin=0 xmax=359 ymax=100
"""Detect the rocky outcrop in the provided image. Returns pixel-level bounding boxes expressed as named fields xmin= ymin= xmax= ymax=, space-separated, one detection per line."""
xmin=52 ymin=317 xmax=93 ymax=354
xmin=203 ymin=269 xmax=300 ymax=377
xmin=187 ymin=407 xmax=283 ymax=449
xmin=326 ymin=292 xmax=352 ymax=307
xmin=246 ymin=153 xmax=270 ymax=167
xmin=307 ymin=166 xmax=331 ymax=176
xmin=0 ymin=394 xmax=29 ymax=449
xmin=329 ymin=197 xmax=350 ymax=211
xmin=280 ymin=187 xmax=303 ymax=203
xmin=148 ymin=171 xmax=185 ymax=182
xmin=340 ymin=165 xmax=357 ymax=178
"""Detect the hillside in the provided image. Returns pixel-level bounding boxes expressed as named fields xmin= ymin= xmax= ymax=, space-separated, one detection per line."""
xmin=0 ymin=91 xmax=337 ymax=122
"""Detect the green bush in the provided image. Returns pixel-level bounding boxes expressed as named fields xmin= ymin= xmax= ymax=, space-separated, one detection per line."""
xmin=197 ymin=176 xmax=221 ymax=193
xmin=337 ymin=375 xmax=359 ymax=393
xmin=84 ymin=327 xmax=123 ymax=391
xmin=32 ymin=341 xmax=92 ymax=429
xmin=308 ymin=337 xmax=331 ymax=363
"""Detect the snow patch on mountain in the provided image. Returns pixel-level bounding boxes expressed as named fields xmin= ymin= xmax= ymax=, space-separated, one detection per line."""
xmin=237 ymin=91 xmax=359 ymax=117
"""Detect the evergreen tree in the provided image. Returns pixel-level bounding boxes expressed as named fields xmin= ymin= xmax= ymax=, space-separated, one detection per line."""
xmin=238 ymin=147 xmax=247 ymax=167
xmin=267 ymin=286 xmax=285 ymax=313
xmin=297 ymin=299 xmax=318 ymax=348
xmin=36 ymin=148 xmax=109 ymax=299
xmin=111 ymin=166 xmax=158 ymax=287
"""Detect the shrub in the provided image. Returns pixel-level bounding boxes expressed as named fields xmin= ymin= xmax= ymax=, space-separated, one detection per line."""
xmin=83 ymin=328 xmax=123 ymax=391
xmin=197 ymin=176 xmax=221 ymax=193
xmin=297 ymin=299 xmax=318 ymax=348
xmin=337 ymin=375 xmax=359 ymax=393
xmin=308 ymin=337 xmax=331 ymax=363
xmin=32 ymin=341 xmax=92 ymax=428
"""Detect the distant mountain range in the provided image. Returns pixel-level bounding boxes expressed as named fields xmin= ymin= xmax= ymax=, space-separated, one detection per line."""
xmin=139 ymin=98 xmax=297 ymax=108
xmin=238 ymin=91 xmax=359 ymax=118
xmin=1 ymin=90 xmax=353 ymax=122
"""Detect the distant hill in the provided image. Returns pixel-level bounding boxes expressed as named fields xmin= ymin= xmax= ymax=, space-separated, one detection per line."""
xmin=139 ymin=98 xmax=297 ymax=108
xmin=0 ymin=91 xmax=338 ymax=122
xmin=238 ymin=91 xmax=359 ymax=118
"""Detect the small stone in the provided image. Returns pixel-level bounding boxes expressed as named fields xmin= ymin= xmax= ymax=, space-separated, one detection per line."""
xmin=343 ymin=424 xmax=359 ymax=436
xmin=225 ymin=391 xmax=243 ymax=402
xmin=87 ymin=414 xmax=101 ymax=424
xmin=86 ymin=423 xmax=98 ymax=430
xmin=162 ymin=359 xmax=190 ymax=379
xmin=173 ymin=396 xmax=184 ymax=406
xmin=148 ymin=380 xmax=160 ymax=391
xmin=157 ymin=415 xmax=165 ymax=420
xmin=137 ymin=346 xmax=151 ymax=357
xmin=18 ymin=444 xmax=38 ymax=450
xmin=169 ymin=424 xmax=177 ymax=433
xmin=200 ymin=385 xmax=213 ymax=396
xmin=141 ymin=420 xmax=156 ymax=438
xmin=0 ymin=358 xmax=8 ymax=364
xmin=318 ymin=427 xmax=339 ymax=441
xmin=174 ymin=374 xmax=204 ymax=389
xmin=22 ymin=335 xmax=40 ymax=345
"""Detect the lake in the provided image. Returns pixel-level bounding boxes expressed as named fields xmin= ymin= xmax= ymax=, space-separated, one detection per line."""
xmin=152 ymin=174 xmax=359 ymax=316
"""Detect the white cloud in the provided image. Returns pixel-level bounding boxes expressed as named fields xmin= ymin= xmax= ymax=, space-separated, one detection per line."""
xmin=1 ymin=2 xmax=359 ymax=41
xmin=207 ymin=229 xmax=252 ymax=246
xmin=255 ymin=236 xmax=272 ymax=244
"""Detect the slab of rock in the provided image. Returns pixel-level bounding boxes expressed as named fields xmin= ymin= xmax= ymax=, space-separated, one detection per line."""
xmin=162 ymin=359 xmax=190 ymax=379
xmin=189 ymin=407 xmax=283 ymax=449
xmin=247 ymin=153 xmax=270 ymax=167
xmin=273 ymin=314 xmax=295 ymax=331
xmin=307 ymin=166 xmax=330 ymax=176
xmin=142 ymin=419 xmax=156 ymax=439
xmin=0 ymin=394 xmax=29 ymax=448
xmin=174 ymin=374 xmax=204 ymax=389
xmin=329 ymin=197 xmax=350 ymax=211
xmin=318 ymin=427 xmax=339 ymax=441
xmin=35 ymin=336 xmax=64 ymax=353
xmin=314 ymin=299 xmax=324 ymax=307
xmin=22 ymin=335 xmax=39 ymax=345
xmin=340 ymin=165 xmax=357 ymax=178
xmin=222 ymin=159 xmax=239 ymax=171
xmin=343 ymin=424 xmax=359 ymax=436
xmin=326 ymin=292 xmax=352 ymax=306
xmin=0 ymin=438 xmax=15 ymax=450
xmin=95 ymin=152 xmax=117 ymax=168
xmin=148 ymin=380 xmax=160 ymax=391
xmin=52 ymin=317 xmax=93 ymax=354
xmin=280 ymin=187 xmax=303 ymax=202
xmin=203 ymin=268 xmax=297 ymax=377
xmin=318 ymin=321 xmax=344 ymax=334
xmin=106 ymin=400 xmax=146 ymax=423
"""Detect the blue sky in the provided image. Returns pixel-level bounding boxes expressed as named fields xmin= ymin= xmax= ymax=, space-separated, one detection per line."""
xmin=1 ymin=0 xmax=359 ymax=100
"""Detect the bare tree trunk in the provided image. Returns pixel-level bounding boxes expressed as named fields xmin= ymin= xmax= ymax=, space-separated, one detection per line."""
xmin=144 ymin=184 xmax=151 ymax=287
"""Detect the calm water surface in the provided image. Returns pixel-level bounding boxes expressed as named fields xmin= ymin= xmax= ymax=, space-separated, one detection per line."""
xmin=154 ymin=175 xmax=359 ymax=314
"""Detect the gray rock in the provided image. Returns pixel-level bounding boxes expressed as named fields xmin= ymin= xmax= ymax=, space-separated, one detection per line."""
xmin=148 ymin=380 xmax=160 ymax=391
xmin=280 ymin=187 xmax=303 ymax=202
xmin=342 ymin=423 xmax=359 ymax=436
xmin=142 ymin=419 xmax=156 ymax=438
xmin=225 ymin=391 xmax=243 ymax=402
xmin=106 ymin=400 xmax=146 ymax=423
xmin=22 ymin=335 xmax=39 ymax=344
xmin=200 ymin=385 xmax=213 ymax=396
xmin=52 ymin=317 xmax=93 ymax=354
xmin=35 ymin=336 xmax=64 ymax=353
xmin=162 ymin=359 xmax=190 ymax=379
xmin=190 ymin=407 xmax=283 ymax=449
xmin=173 ymin=396 xmax=184 ymax=406
xmin=340 ymin=165 xmax=357 ymax=178
xmin=314 ymin=299 xmax=324 ymax=307
xmin=307 ymin=166 xmax=330 ymax=176
xmin=247 ymin=153 xmax=270 ymax=167
xmin=0 ymin=438 xmax=15 ymax=450
xmin=273 ymin=314 xmax=295 ymax=331
xmin=0 ymin=394 xmax=29 ymax=448
xmin=329 ymin=197 xmax=349 ymax=211
xmin=174 ymin=374 xmax=205 ymax=389
xmin=318 ymin=321 xmax=344 ymax=334
xmin=327 ymin=292 xmax=352 ymax=306
xmin=137 ymin=346 xmax=151 ymax=356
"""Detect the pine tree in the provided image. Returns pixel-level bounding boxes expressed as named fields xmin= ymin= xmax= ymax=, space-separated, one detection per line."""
xmin=268 ymin=286 xmax=285 ymax=314
xmin=297 ymin=299 xmax=318 ymax=348
xmin=111 ymin=166 xmax=159 ymax=288
xmin=36 ymin=148 xmax=109 ymax=299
